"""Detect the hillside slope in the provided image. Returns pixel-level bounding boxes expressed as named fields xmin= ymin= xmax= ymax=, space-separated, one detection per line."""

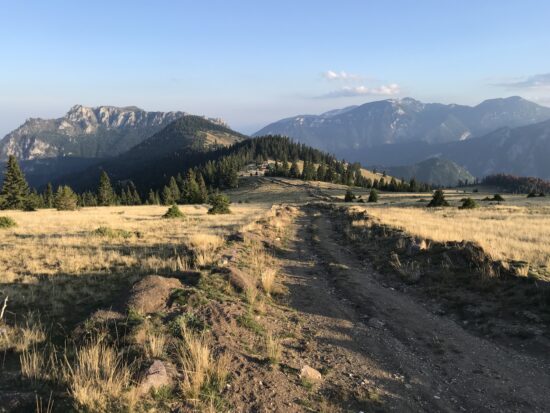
xmin=55 ymin=116 xmax=247 ymax=191
xmin=385 ymin=157 xmax=475 ymax=187
xmin=365 ymin=119 xmax=550 ymax=179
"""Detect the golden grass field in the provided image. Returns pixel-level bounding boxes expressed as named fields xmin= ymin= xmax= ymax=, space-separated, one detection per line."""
xmin=366 ymin=204 xmax=550 ymax=271
xmin=0 ymin=204 xmax=268 ymax=283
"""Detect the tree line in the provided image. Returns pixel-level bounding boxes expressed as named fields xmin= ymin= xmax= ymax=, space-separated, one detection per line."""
xmin=0 ymin=136 xmax=433 ymax=210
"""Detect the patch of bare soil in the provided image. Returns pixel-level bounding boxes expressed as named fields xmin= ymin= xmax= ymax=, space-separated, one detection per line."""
xmin=127 ymin=274 xmax=184 ymax=314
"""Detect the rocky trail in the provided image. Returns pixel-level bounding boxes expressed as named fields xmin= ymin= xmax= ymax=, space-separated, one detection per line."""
xmin=272 ymin=205 xmax=550 ymax=412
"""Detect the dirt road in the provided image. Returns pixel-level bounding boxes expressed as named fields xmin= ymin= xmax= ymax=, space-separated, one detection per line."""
xmin=276 ymin=206 xmax=550 ymax=412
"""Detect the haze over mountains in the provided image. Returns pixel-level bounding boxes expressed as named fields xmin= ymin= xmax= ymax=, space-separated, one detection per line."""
xmin=2 ymin=96 xmax=550 ymax=190
xmin=255 ymin=96 xmax=550 ymax=180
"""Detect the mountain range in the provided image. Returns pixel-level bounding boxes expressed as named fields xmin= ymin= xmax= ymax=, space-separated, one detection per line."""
xmin=384 ymin=157 xmax=476 ymax=187
xmin=254 ymin=96 xmax=550 ymax=179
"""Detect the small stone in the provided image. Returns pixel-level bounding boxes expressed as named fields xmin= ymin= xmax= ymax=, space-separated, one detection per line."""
xmin=138 ymin=360 xmax=171 ymax=395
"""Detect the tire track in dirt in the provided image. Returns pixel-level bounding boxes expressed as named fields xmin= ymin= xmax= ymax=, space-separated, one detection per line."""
xmin=277 ymin=206 xmax=550 ymax=412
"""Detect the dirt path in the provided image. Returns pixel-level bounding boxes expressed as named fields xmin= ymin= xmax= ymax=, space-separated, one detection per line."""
xmin=276 ymin=206 xmax=550 ymax=412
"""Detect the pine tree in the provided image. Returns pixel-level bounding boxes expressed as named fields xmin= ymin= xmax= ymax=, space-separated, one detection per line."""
xmin=54 ymin=185 xmax=78 ymax=211
xmin=316 ymin=164 xmax=327 ymax=181
xmin=344 ymin=189 xmax=356 ymax=202
xmin=147 ymin=189 xmax=158 ymax=205
xmin=289 ymin=161 xmax=300 ymax=178
xmin=197 ymin=172 xmax=208 ymax=203
xmin=162 ymin=185 xmax=174 ymax=205
xmin=0 ymin=155 xmax=30 ymax=210
xmin=44 ymin=183 xmax=54 ymax=208
xmin=368 ymin=189 xmax=379 ymax=203
xmin=427 ymin=189 xmax=449 ymax=207
xmin=182 ymin=170 xmax=200 ymax=203
xmin=168 ymin=176 xmax=181 ymax=203
xmin=97 ymin=171 xmax=115 ymax=206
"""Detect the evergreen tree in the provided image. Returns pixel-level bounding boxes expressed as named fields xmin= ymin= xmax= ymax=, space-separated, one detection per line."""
xmin=97 ymin=171 xmax=115 ymax=206
xmin=24 ymin=189 xmax=42 ymax=211
xmin=289 ymin=161 xmax=301 ymax=178
xmin=196 ymin=172 xmax=208 ymax=203
xmin=0 ymin=155 xmax=30 ymax=210
xmin=44 ymin=183 xmax=54 ymax=208
xmin=316 ymin=164 xmax=327 ymax=181
xmin=281 ymin=160 xmax=290 ymax=177
xmin=409 ymin=178 xmax=418 ymax=192
xmin=208 ymin=193 xmax=231 ymax=214
xmin=344 ymin=189 xmax=356 ymax=202
xmin=302 ymin=161 xmax=316 ymax=181
xmin=54 ymin=185 xmax=78 ymax=211
xmin=182 ymin=170 xmax=200 ymax=203
xmin=427 ymin=189 xmax=449 ymax=207
xmin=162 ymin=185 xmax=175 ymax=205
xmin=147 ymin=189 xmax=158 ymax=205
xmin=368 ymin=189 xmax=379 ymax=203
xmin=168 ymin=176 xmax=181 ymax=203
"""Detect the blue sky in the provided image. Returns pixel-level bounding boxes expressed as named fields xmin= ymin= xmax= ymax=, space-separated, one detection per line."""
xmin=1 ymin=0 xmax=550 ymax=136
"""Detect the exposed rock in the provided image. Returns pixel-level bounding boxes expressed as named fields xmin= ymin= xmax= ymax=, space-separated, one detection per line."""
xmin=299 ymin=365 xmax=322 ymax=382
xmin=138 ymin=359 xmax=172 ymax=395
xmin=128 ymin=275 xmax=183 ymax=314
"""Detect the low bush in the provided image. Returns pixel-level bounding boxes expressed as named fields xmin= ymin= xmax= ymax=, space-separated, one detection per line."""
xmin=91 ymin=226 xmax=133 ymax=239
xmin=163 ymin=204 xmax=184 ymax=219
xmin=0 ymin=216 xmax=16 ymax=229
xmin=459 ymin=197 xmax=477 ymax=209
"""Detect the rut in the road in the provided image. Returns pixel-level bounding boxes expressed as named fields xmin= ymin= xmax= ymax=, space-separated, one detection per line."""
xmin=276 ymin=206 xmax=550 ymax=413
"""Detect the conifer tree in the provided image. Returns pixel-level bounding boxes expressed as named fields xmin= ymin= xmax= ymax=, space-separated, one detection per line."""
xmin=162 ymin=185 xmax=174 ymax=205
xmin=54 ymin=185 xmax=78 ymax=211
xmin=44 ymin=182 xmax=54 ymax=208
xmin=168 ymin=176 xmax=181 ymax=202
xmin=0 ymin=155 xmax=30 ymax=210
xmin=147 ymin=189 xmax=158 ymax=205
xmin=368 ymin=189 xmax=379 ymax=203
xmin=427 ymin=189 xmax=449 ymax=207
xmin=289 ymin=160 xmax=300 ymax=178
xmin=182 ymin=170 xmax=200 ymax=203
xmin=97 ymin=171 xmax=115 ymax=206
xmin=316 ymin=164 xmax=327 ymax=181
xmin=197 ymin=172 xmax=208 ymax=203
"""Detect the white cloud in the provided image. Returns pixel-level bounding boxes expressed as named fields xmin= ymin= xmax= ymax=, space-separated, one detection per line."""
xmin=322 ymin=70 xmax=362 ymax=81
xmin=495 ymin=73 xmax=550 ymax=89
xmin=318 ymin=83 xmax=401 ymax=98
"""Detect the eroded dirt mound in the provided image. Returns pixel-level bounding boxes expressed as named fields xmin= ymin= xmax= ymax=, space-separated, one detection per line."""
xmin=128 ymin=275 xmax=183 ymax=314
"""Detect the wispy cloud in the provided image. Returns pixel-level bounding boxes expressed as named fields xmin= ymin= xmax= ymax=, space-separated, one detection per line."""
xmin=322 ymin=70 xmax=362 ymax=81
xmin=318 ymin=84 xmax=401 ymax=98
xmin=495 ymin=73 xmax=550 ymax=89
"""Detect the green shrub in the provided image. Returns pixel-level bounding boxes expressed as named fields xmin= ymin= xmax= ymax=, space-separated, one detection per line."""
xmin=367 ymin=189 xmax=379 ymax=203
xmin=91 ymin=226 xmax=132 ymax=239
xmin=344 ymin=190 xmax=356 ymax=202
xmin=527 ymin=190 xmax=537 ymax=198
xmin=427 ymin=189 xmax=449 ymax=207
xmin=208 ymin=194 xmax=231 ymax=215
xmin=163 ymin=204 xmax=184 ymax=219
xmin=459 ymin=197 xmax=477 ymax=209
xmin=492 ymin=194 xmax=505 ymax=202
xmin=0 ymin=216 xmax=16 ymax=229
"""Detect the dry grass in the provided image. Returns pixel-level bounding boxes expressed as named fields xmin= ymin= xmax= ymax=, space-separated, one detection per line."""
xmin=260 ymin=267 xmax=277 ymax=296
xmin=0 ymin=313 xmax=46 ymax=352
xmin=188 ymin=233 xmax=225 ymax=267
xmin=264 ymin=330 xmax=281 ymax=365
xmin=177 ymin=329 xmax=228 ymax=404
xmin=63 ymin=338 xmax=134 ymax=412
xmin=365 ymin=205 xmax=550 ymax=272
xmin=145 ymin=330 xmax=167 ymax=359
